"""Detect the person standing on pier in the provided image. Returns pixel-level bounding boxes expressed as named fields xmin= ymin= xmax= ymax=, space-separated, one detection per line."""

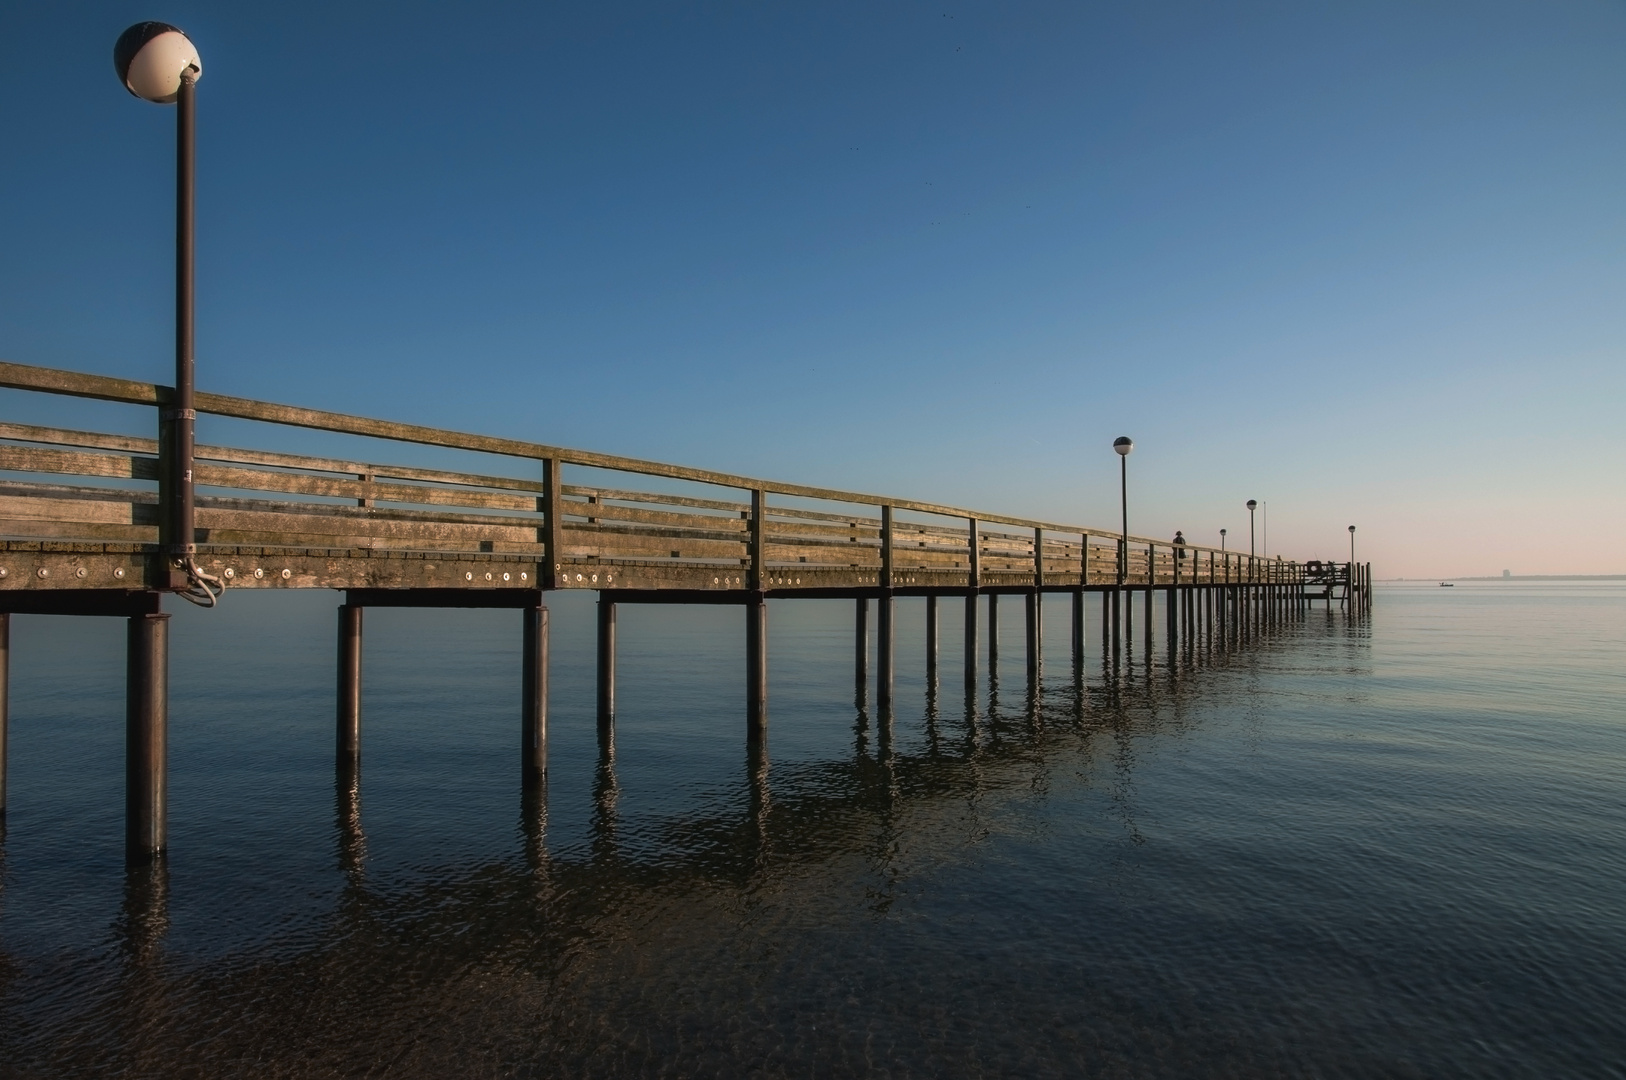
xmin=1173 ymin=530 xmax=1188 ymax=561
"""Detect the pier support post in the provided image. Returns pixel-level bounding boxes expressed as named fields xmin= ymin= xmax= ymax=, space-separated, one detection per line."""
xmin=1028 ymin=528 xmax=1044 ymax=685
xmin=522 ymin=603 xmax=549 ymax=786
xmin=925 ymin=595 xmax=939 ymax=689
xmin=1100 ymin=587 xmax=1109 ymax=662
xmin=1110 ymin=587 xmax=1120 ymax=658
xmin=877 ymin=593 xmax=895 ymax=717
xmin=987 ymin=593 xmax=999 ymax=674
xmin=746 ymin=594 xmax=768 ymax=739
xmin=0 ymin=613 xmax=7 ymax=819
xmin=1071 ymin=588 xmax=1084 ymax=667
xmin=1025 ymin=591 xmax=1041 ymax=685
xmin=126 ymin=612 xmax=170 ymax=864
xmin=963 ymin=593 xmax=978 ymax=692
xmin=855 ymin=598 xmax=869 ymax=704
xmin=337 ymin=604 xmax=362 ymax=774
xmin=1144 ymin=547 xmax=1154 ymax=655
xmin=596 ymin=597 xmax=616 ymax=733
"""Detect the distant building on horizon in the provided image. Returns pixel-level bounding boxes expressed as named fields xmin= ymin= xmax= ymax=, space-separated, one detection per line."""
xmin=1503 ymin=569 xmax=1511 ymax=578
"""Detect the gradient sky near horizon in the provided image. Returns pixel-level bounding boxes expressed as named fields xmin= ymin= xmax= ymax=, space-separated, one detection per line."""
xmin=2 ymin=2 xmax=1622 ymax=577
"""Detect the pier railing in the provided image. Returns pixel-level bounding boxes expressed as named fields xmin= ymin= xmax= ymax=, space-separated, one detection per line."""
xmin=1 ymin=360 xmax=1287 ymax=594
xmin=1 ymin=359 xmax=1374 ymax=865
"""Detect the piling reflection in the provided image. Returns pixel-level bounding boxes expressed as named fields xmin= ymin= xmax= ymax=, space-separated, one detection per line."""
xmin=1 ymin=600 xmax=1368 ymax=1078
xmin=116 ymin=859 xmax=169 ymax=966
xmin=592 ymin=735 xmax=619 ymax=862
xmin=335 ymin=766 xmax=366 ymax=884
xmin=520 ymin=782 xmax=548 ymax=874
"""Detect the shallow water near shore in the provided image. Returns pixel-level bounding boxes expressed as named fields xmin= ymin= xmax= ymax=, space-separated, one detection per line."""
xmin=1 ymin=582 xmax=1623 ymax=1077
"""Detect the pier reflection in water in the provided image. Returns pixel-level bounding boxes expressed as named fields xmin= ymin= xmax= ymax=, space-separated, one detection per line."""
xmin=2 ymin=586 xmax=1623 ymax=1078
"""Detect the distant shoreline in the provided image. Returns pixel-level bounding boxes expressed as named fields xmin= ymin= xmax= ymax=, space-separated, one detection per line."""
xmin=1379 ymin=575 xmax=1626 ymax=582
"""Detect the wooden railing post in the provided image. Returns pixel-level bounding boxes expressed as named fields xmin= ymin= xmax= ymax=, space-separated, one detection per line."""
xmin=541 ymin=457 xmax=563 ymax=590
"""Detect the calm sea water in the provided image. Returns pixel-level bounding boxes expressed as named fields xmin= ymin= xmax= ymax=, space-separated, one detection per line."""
xmin=1 ymin=582 xmax=1622 ymax=1078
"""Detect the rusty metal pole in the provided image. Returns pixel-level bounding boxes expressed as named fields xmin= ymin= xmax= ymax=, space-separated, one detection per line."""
xmin=522 ymin=603 xmax=548 ymax=787
xmin=336 ymin=604 xmax=362 ymax=774
xmin=126 ymin=612 xmax=170 ymax=863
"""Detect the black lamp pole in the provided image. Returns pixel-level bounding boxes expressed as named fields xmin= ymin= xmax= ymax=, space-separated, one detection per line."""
xmin=1246 ymin=499 xmax=1257 ymax=581
xmin=1113 ymin=437 xmax=1133 ymax=584
xmin=171 ymin=71 xmax=196 ymax=570
xmin=116 ymin=22 xmax=215 ymax=601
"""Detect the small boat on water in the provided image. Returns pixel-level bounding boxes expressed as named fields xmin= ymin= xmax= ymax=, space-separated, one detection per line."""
xmin=1439 ymin=582 xmax=1454 ymax=587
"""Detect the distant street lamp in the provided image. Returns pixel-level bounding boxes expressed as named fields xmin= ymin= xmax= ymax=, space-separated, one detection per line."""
xmin=115 ymin=22 xmax=220 ymax=604
xmin=1220 ymin=528 xmax=1227 ymax=553
xmin=1113 ymin=437 xmax=1133 ymax=583
xmin=1349 ymin=524 xmax=1356 ymax=564
xmin=1246 ymin=499 xmax=1257 ymax=560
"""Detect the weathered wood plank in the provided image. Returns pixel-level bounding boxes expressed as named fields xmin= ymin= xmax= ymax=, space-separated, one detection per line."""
xmin=0 ymin=359 xmax=1243 ymax=557
xmin=0 ymin=445 xmax=156 ymax=481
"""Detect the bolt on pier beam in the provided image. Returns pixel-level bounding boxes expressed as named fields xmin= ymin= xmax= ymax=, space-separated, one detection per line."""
xmin=126 ymin=612 xmax=170 ymax=864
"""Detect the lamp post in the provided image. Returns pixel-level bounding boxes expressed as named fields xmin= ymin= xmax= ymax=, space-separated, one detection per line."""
xmin=1219 ymin=528 xmax=1227 ymax=553
xmin=1113 ymin=437 xmax=1132 ymax=583
xmin=1245 ymin=499 xmax=1257 ymax=585
xmin=115 ymin=22 xmax=219 ymax=605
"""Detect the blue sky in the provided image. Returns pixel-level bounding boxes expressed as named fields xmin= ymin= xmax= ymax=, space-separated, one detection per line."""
xmin=2 ymin=2 xmax=1621 ymax=576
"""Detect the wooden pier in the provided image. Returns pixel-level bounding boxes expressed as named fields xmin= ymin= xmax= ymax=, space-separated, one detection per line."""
xmin=0 ymin=360 xmax=1371 ymax=861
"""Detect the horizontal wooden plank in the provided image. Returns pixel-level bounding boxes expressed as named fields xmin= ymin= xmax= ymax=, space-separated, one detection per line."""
xmin=0 ymin=494 xmax=142 ymax=527
xmin=0 ymin=445 xmax=155 ymax=481
xmin=0 ymin=360 xmax=1264 ymax=558
xmin=194 ymin=462 xmax=541 ymax=513
xmin=559 ymin=498 xmax=747 ymax=533
xmin=565 ymin=521 xmax=749 ymax=548
xmin=562 ymin=485 xmax=749 ymax=515
xmin=0 ymin=422 xmax=158 ymax=455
